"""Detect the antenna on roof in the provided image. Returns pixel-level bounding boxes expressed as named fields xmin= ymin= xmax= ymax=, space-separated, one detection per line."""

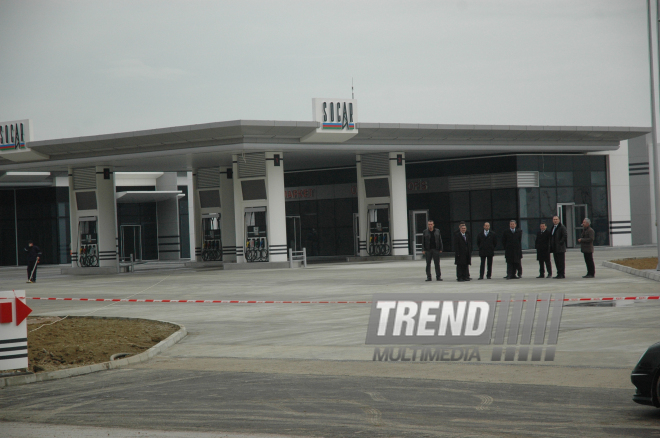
xmin=352 ymin=77 xmax=354 ymax=99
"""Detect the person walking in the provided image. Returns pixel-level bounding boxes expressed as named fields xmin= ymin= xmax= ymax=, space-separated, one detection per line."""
xmin=501 ymin=220 xmax=523 ymax=280
xmin=535 ymin=222 xmax=552 ymax=278
xmin=25 ymin=240 xmax=42 ymax=283
xmin=578 ymin=218 xmax=595 ymax=278
xmin=549 ymin=215 xmax=567 ymax=278
xmin=453 ymin=222 xmax=472 ymax=281
xmin=422 ymin=220 xmax=443 ymax=281
xmin=476 ymin=222 xmax=497 ymax=280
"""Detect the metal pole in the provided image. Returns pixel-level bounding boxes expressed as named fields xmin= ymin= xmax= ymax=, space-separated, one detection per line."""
xmin=651 ymin=0 xmax=660 ymax=269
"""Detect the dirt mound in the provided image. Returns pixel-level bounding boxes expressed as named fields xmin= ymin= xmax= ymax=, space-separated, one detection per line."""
xmin=23 ymin=316 xmax=178 ymax=373
xmin=611 ymin=257 xmax=658 ymax=270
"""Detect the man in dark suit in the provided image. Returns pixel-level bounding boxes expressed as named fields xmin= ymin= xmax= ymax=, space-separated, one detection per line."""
xmin=476 ymin=222 xmax=497 ymax=280
xmin=422 ymin=219 xmax=443 ymax=281
xmin=535 ymin=222 xmax=552 ymax=278
xmin=549 ymin=215 xmax=567 ymax=278
xmin=501 ymin=220 xmax=523 ymax=280
xmin=453 ymin=222 xmax=472 ymax=281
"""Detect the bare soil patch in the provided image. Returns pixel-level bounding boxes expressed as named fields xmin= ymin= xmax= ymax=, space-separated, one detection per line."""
xmin=611 ymin=257 xmax=659 ymax=270
xmin=24 ymin=316 xmax=178 ymax=373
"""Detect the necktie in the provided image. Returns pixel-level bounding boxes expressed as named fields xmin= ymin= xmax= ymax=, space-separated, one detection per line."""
xmin=553 ymin=225 xmax=556 ymax=235
xmin=462 ymin=234 xmax=466 ymax=241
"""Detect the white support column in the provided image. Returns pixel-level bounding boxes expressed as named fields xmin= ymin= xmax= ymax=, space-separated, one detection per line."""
xmin=389 ymin=152 xmax=409 ymax=255
xmin=186 ymin=172 xmax=196 ymax=260
xmin=68 ymin=167 xmax=78 ymax=267
xmin=232 ymin=156 xmax=245 ymax=263
xmin=265 ymin=151 xmax=287 ymax=262
xmin=220 ymin=166 xmax=237 ymax=262
xmin=192 ymin=170 xmax=202 ymax=261
xmin=606 ymin=143 xmax=633 ymax=246
xmin=95 ymin=166 xmax=118 ymax=269
xmin=356 ymin=155 xmax=368 ymax=257
xmin=648 ymin=135 xmax=658 ymax=244
xmin=156 ymin=172 xmax=180 ymax=260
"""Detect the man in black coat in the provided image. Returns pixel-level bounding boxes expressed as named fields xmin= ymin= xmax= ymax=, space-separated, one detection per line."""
xmin=476 ymin=222 xmax=497 ymax=280
xmin=501 ymin=220 xmax=523 ymax=280
xmin=422 ymin=220 xmax=443 ymax=281
xmin=535 ymin=222 xmax=552 ymax=278
xmin=25 ymin=240 xmax=42 ymax=283
xmin=549 ymin=215 xmax=568 ymax=278
xmin=452 ymin=222 xmax=472 ymax=281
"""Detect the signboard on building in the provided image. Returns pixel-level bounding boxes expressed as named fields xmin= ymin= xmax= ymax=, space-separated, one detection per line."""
xmin=301 ymin=99 xmax=358 ymax=143
xmin=0 ymin=119 xmax=48 ymax=162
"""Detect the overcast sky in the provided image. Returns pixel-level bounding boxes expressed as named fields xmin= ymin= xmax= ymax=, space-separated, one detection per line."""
xmin=0 ymin=0 xmax=654 ymax=140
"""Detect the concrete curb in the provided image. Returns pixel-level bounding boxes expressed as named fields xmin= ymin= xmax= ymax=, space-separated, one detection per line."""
xmin=602 ymin=260 xmax=660 ymax=282
xmin=0 ymin=317 xmax=186 ymax=389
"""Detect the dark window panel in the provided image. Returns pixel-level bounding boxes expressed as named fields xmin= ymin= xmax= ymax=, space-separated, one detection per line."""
xmin=538 ymin=155 xmax=556 ymax=171
xmin=573 ymin=170 xmax=590 ymax=186
xmin=556 ymin=172 xmax=573 ymax=187
xmin=592 ymin=216 xmax=610 ymax=246
xmin=492 ymin=220 xmax=511 ymax=250
xmin=116 ymin=186 xmax=155 ymax=192
xmin=335 ymin=226 xmax=354 ymax=256
xmin=591 ymin=171 xmax=606 ymax=186
xmin=574 ymin=187 xmax=591 ymax=205
xmin=492 ymin=189 xmax=517 ymax=220
xmin=334 ymin=198 xmax=354 ymax=227
xmin=470 ymin=190 xmax=491 ymax=220
xmin=539 ymin=172 xmax=556 ymax=187
xmin=557 ymin=187 xmax=573 ymax=203
xmin=519 ymin=188 xmax=540 ymax=218
xmin=317 ymin=200 xmax=336 ymax=228
xmin=555 ymin=156 xmax=574 ymax=171
xmin=284 ymin=168 xmax=357 ymax=187
xmin=573 ymin=155 xmax=590 ymax=172
xmin=591 ymin=187 xmax=609 ymax=217
xmin=517 ymin=156 xmax=539 ymax=171
xmin=318 ymin=228 xmax=336 ymax=256
xmin=589 ymin=155 xmax=607 ymax=171
xmin=285 ymin=201 xmax=300 ymax=216
xmin=540 ymin=188 xmax=557 ymax=218
xmin=450 ymin=191 xmax=470 ymax=221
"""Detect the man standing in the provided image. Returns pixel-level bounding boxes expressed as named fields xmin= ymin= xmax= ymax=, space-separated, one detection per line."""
xmin=25 ymin=241 xmax=42 ymax=283
xmin=453 ymin=222 xmax=472 ymax=281
xmin=476 ymin=222 xmax=497 ymax=280
xmin=501 ymin=220 xmax=523 ymax=280
xmin=422 ymin=220 xmax=443 ymax=281
xmin=578 ymin=218 xmax=595 ymax=278
xmin=550 ymin=215 xmax=567 ymax=278
xmin=535 ymin=222 xmax=552 ymax=278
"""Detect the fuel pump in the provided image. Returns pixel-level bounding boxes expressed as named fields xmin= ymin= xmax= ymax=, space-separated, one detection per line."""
xmin=244 ymin=208 xmax=268 ymax=262
xmin=201 ymin=213 xmax=222 ymax=261
xmin=77 ymin=217 xmax=99 ymax=267
xmin=367 ymin=205 xmax=391 ymax=256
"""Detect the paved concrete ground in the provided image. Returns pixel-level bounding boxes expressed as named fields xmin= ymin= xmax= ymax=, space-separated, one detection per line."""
xmin=1 ymin=247 xmax=659 ymax=437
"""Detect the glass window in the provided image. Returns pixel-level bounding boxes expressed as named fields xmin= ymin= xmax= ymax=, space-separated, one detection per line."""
xmin=556 ymin=172 xmax=573 ymax=187
xmin=492 ymin=189 xmax=517 ymax=220
xmin=557 ymin=187 xmax=573 ymax=203
xmin=517 ymin=156 xmax=539 ymax=171
xmin=317 ymin=199 xmax=336 ymax=228
xmin=573 ymin=171 xmax=590 ymax=186
xmin=450 ymin=192 xmax=470 ymax=222
xmin=555 ymin=156 xmax=574 ymax=171
xmin=539 ymin=188 xmax=556 ymax=218
xmin=591 ymin=171 xmax=606 ymax=186
xmin=589 ymin=155 xmax=607 ymax=171
xmin=574 ymin=187 xmax=591 ymax=205
xmin=591 ymin=187 xmax=608 ymax=217
xmin=518 ymin=219 xmax=538 ymax=250
xmin=592 ymin=217 xmax=610 ymax=246
xmin=538 ymin=155 xmax=556 ymax=172
xmin=519 ymin=188 xmax=540 ymax=218
xmin=470 ymin=190 xmax=491 ymax=220
xmin=539 ymin=172 xmax=556 ymax=187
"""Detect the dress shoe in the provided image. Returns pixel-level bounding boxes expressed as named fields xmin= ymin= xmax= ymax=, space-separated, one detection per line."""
xmin=437 ymin=277 xmax=443 ymax=281
xmin=547 ymin=274 xmax=553 ymax=278
xmin=553 ymin=275 xmax=561 ymax=279
xmin=486 ymin=276 xmax=491 ymax=279
xmin=505 ymin=276 xmax=517 ymax=280
xmin=536 ymin=275 xmax=545 ymax=278
xmin=457 ymin=278 xmax=465 ymax=282
xmin=478 ymin=277 xmax=484 ymax=280
xmin=516 ymin=275 xmax=522 ymax=279
xmin=503 ymin=276 xmax=508 ymax=279
xmin=426 ymin=277 xmax=432 ymax=281
xmin=583 ymin=275 xmax=594 ymax=278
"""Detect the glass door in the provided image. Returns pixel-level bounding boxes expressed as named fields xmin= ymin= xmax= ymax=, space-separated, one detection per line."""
xmin=120 ymin=225 xmax=142 ymax=262
xmin=557 ymin=203 xmax=575 ymax=248
xmin=408 ymin=210 xmax=429 ymax=258
xmin=286 ymin=216 xmax=301 ymax=252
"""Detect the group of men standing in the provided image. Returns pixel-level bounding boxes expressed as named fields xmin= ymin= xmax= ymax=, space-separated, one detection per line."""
xmin=422 ymin=216 xmax=596 ymax=281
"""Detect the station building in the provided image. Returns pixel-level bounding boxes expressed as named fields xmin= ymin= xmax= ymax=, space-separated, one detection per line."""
xmin=0 ymin=99 xmax=653 ymax=270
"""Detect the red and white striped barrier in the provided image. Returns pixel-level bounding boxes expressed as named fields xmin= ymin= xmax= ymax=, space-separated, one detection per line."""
xmin=19 ymin=295 xmax=660 ymax=304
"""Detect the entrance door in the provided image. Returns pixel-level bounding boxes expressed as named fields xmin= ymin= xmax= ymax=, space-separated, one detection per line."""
xmin=120 ymin=225 xmax=142 ymax=262
xmin=557 ymin=203 xmax=588 ymax=248
xmin=408 ymin=210 xmax=429 ymax=259
xmin=286 ymin=216 xmax=301 ymax=252
xmin=353 ymin=213 xmax=359 ymax=256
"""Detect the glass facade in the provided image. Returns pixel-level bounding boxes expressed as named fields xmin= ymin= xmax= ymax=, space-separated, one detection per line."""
xmin=0 ymin=187 xmax=70 ymax=266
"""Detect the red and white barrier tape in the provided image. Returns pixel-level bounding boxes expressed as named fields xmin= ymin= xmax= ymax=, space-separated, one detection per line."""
xmin=20 ymin=296 xmax=660 ymax=304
